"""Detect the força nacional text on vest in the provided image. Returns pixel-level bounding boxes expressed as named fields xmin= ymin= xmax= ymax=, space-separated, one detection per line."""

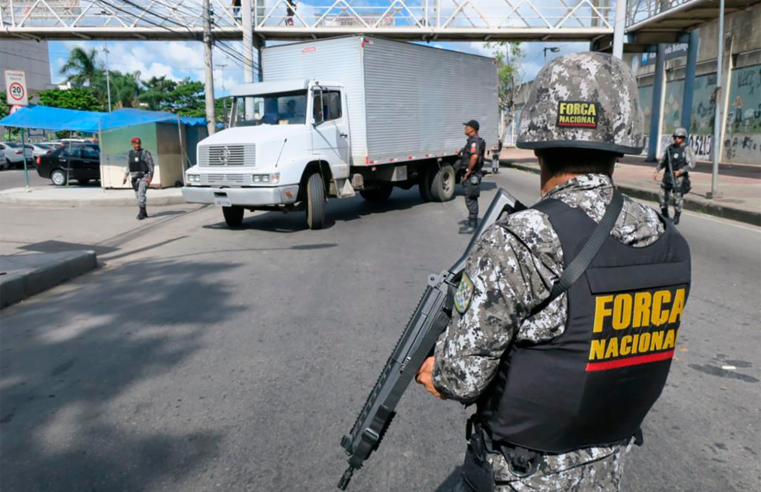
xmin=587 ymin=287 xmax=686 ymax=371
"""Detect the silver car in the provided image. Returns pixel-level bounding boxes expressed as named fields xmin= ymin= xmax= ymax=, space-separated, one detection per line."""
xmin=0 ymin=142 xmax=34 ymax=169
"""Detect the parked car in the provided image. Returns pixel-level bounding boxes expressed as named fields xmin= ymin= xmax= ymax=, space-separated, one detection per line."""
xmin=36 ymin=143 xmax=101 ymax=186
xmin=30 ymin=143 xmax=56 ymax=157
xmin=0 ymin=142 xmax=34 ymax=169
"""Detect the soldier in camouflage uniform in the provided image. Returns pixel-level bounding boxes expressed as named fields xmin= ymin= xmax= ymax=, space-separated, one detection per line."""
xmin=654 ymin=128 xmax=695 ymax=225
xmin=416 ymin=53 xmax=691 ymax=492
xmin=122 ymin=137 xmax=155 ymax=220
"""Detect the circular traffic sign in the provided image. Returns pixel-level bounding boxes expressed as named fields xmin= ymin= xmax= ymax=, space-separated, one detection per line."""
xmin=8 ymin=82 xmax=25 ymax=102
xmin=10 ymin=105 xmax=24 ymax=114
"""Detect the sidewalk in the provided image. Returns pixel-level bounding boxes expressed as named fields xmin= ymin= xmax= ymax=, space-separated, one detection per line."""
xmin=499 ymin=148 xmax=761 ymax=226
xmin=0 ymin=185 xmax=185 ymax=208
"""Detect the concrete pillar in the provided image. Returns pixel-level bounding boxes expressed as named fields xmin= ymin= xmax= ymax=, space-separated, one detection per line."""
xmin=680 ymin=30 xmax=699 ymax=133
xmin=647 ymin=44 xmax=666 ymax=161
xmin=612 ymin=0 xmax=627 ymax=59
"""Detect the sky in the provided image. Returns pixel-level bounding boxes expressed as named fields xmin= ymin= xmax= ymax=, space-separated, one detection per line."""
xmin=48 ymin=38 xmax=589 ymax=96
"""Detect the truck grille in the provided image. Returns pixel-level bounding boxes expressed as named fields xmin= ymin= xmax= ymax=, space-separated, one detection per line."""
xmin=199 ymin=144 xmax=255 ymax=166
xmin=201 ymin=174 xmax=253 ymax=185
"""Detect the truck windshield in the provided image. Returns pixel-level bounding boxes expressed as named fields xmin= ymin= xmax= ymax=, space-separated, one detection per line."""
xmin=232 ymin=91 xmax=308 ymax=127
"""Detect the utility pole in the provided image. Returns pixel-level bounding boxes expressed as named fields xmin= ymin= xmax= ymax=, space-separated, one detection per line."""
xmin=612 ymin=0 xmax=627 ymax=59
xmin=103 ymin=42 xmax=112 ymax=112
xmin=242 ymin=0 xmax=259 ymax=119
xmin=218 ymin=63 xmax=228 ymax=127
xmin=203 ymin=0 xmax=216 ymax=135
xmin=708 ymin=0 xmax=726 ymax=199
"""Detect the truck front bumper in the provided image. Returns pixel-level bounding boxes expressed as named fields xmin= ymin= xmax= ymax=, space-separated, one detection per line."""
xmin=182 ymin=185 xmax=300 ymax=206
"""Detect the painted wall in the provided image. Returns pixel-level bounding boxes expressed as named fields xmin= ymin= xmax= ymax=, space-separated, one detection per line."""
xmin=723 ymin=65 xmax=761 ymax=163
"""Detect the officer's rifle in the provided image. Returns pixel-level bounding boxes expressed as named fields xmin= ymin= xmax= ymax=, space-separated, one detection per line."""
xmin=338 ymin=189 xmax=527 ymax=490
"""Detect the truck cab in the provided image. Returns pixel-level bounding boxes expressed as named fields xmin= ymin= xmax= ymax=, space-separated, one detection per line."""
xmin=182 ymin=79 xmax=355 ymax=229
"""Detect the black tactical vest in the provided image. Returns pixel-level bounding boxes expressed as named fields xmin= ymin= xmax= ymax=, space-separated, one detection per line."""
xmin=666 ymin=144 xmax=689 ymax=171
xmin=463 ymin=136 xmax=486 ymax=172
xmin=477 ymin=199 xmax=691 ymax=453
xmin=129 ymin=150 xmax=150 ymax=173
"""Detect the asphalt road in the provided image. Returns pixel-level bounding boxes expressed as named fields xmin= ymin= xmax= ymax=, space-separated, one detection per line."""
xmin=0 ymin=168 xmax=51 ymax=190
xmin=1 ymin=168 xmax=759 ymax=492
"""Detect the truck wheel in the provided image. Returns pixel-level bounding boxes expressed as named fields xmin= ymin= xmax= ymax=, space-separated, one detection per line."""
xmin=306 ymin=172 xmax=325 ymax=230
xmin=430 ymin=163 xmax=455 ymax=202
xmin=360 ymin=186 xmax=393 ymax=202
xmin=222 ymin=206 xmax=244 ymax=228
xmin=51 ymin=169 xmax=67 ymax=186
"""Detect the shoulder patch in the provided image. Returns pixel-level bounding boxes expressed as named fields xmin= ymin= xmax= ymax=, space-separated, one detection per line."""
xmin=454 ymin=273 xmax=475 ymax=314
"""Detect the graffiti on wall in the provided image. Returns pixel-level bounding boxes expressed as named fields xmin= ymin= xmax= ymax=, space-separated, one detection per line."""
xmin=690 ymin=134 xmax=713 ymax=159
xmin=663 ymin=80 xmax=685 ymax=134
xmin=727 ymin=65 xmax=761 ymax=134
xmin=691 ymin=73 xmax=718 ymax=134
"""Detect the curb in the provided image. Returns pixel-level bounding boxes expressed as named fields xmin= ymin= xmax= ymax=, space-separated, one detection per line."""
xmin=0 ymin=251 xmax=98 ymax=309
xmin=500 ymin=160 xmax=761 ymax=227
xmin=0 ymin=189 xmax=186 ymax=208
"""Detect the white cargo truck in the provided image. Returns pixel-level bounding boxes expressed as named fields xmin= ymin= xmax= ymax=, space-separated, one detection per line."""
xmin=182 ymin=36 xmax=499 ymax=229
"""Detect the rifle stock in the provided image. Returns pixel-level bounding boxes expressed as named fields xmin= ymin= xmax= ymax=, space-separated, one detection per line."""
xmin=338 ymin=189 xmax=526 ymax=490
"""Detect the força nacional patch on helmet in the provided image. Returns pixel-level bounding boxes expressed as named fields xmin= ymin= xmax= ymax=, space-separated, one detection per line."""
xmin=454 ymin=273 xmax=475 ymax=314
xmin=557 ymin=101 xmax=599 ymax=129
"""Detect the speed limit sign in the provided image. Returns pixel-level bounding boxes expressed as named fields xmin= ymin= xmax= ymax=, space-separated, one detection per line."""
xmin=5 ymin=70 xmax=28 ymax=106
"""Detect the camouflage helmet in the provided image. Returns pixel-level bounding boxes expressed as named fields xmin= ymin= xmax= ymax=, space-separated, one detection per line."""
xmin=673 ymin=127 xmax=688 ymax=138
xmin=517 ymin=52 xmax=644 ymax=155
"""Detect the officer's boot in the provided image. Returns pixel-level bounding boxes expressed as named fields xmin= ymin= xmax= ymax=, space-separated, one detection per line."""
xmin=458 ymin=219 xmax=476 ymax=235
xmin=673 ymin=211 xmax=681 ymax=225
xmin=142 ymin=206 xmax=149 ymax=218
xmin=661 ymin=207 xmax=670 ymax=220
xmin=137 ymin=207 xmax=146 ymax=220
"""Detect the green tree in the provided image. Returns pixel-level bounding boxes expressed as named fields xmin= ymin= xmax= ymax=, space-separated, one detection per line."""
xmin=486 ymin=42 xmax=524 ymax=143
xmin=60 ymin=47 xmax=102 ymax=88
xmin=36 ymin=88 xmax=101 ymax=111
xmin=109 ymin=70 xmax=143 ymax=108
xmin=164 ymin=79 xmax=206 ymax=117
xmin=139 ymin=76 xmax=178 ymax=110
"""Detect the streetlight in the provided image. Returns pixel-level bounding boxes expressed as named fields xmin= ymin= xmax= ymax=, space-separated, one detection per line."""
xmin=543 ymin=46 xmax=560 ymax=61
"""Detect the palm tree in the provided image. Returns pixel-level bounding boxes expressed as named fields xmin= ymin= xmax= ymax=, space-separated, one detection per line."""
xmin=111 ymin=71 xmax=143 ymax=108
xmin=60 ymin=47 xmax=101 ymax=88
xmin=139 ymin=76 xmax=178 ymax=111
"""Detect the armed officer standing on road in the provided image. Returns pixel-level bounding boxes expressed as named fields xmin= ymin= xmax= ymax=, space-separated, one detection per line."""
xmin=459 ymin=120 xmax=486 ymax=234
xmin=122 ymin=137 xmax=155 ymax=220
xmin=416 ymin=53 xmax=691 ymax=491
xmin=654 ymin=127 xmax=695 ymax=225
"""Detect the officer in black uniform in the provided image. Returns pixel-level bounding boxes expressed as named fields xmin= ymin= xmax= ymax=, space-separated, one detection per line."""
xmin=459 ymin=120 xmax=486 ymax=234
xmin=122 ymin=137 xmax=155 ymax=220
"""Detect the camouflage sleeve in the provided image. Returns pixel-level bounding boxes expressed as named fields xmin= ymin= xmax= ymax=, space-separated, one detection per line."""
xmin=656 ymin=150 xmax=667 ymax=171
xmin=144 ymin=150 xmax=155 ymax=178
xmin=432 ymin=226 xmax=538 ymax=402
xmin=684 ymin=146 xmax=696 ymax=170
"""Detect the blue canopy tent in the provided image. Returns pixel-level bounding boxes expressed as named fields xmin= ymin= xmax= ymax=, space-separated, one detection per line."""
xmin=0 ymin=106 xmax=209 ymax=188
xmin=0 ymin=105 xmax=206 ymax=132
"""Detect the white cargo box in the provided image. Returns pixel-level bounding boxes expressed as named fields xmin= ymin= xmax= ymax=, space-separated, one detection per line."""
xmin=262 ymin=36 xmax=499 ymax=167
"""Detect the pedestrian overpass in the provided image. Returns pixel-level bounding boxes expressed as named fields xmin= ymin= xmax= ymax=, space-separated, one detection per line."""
xmin=2 ymin=0 xmax=617 ymax=41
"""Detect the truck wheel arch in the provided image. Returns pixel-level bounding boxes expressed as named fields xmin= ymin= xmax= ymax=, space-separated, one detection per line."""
xmin=300 ymin=160 xmax=332 ymax=199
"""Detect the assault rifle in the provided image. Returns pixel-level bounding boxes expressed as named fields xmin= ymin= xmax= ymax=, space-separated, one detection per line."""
xmin=338 ymin=189 xmax=527 ymax=490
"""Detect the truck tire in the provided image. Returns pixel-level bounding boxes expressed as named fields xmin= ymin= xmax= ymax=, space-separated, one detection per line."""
xmin=306 ymin=172 xmax=325 ymax=230
xmin=222 ymin=206 xmax=244 ymax=228
xmin=360 ymin=186 xmax=393 ymax=202
xmin=430 ymin=163 xmax=455 ymax=202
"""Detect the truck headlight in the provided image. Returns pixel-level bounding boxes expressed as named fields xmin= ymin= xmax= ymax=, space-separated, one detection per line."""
xmin=186 ymin=174 xmax=201 ymax=183
xmin=252 ymin=173 xmax=280 ymax=184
